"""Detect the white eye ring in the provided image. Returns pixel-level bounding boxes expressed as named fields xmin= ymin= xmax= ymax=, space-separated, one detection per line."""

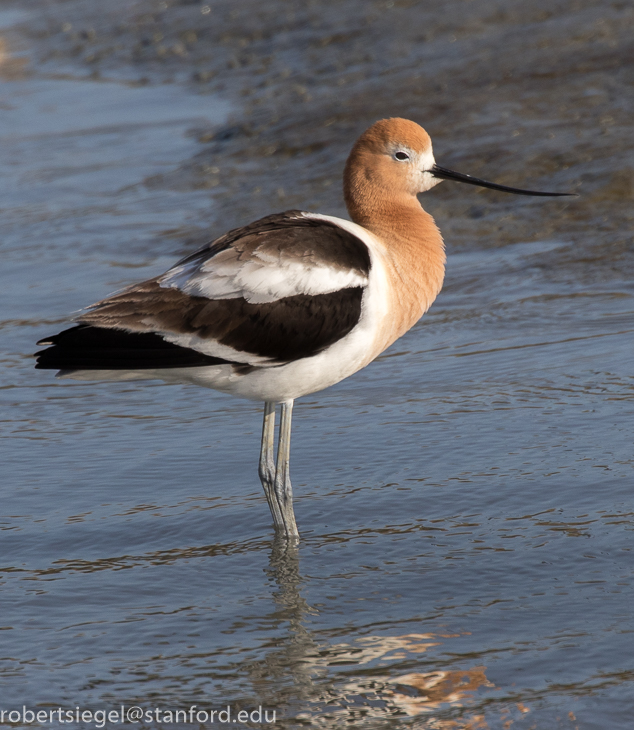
xmin=394 ymin=151 xmax=410 ymax=161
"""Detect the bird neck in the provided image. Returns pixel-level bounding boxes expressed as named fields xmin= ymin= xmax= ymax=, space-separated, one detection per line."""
xmin=344 ymin=172 xmax=446 ymax=320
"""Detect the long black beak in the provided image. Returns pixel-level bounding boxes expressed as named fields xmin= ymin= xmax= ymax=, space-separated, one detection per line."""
xmin=430 ymin=164 xmax=576 ymax=197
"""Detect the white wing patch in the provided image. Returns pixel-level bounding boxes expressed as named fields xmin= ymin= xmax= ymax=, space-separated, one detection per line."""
xmin=161 ymin=331 xmax=275 ymax=365
xmin=159 ymin=225 xmax=368 ymax=304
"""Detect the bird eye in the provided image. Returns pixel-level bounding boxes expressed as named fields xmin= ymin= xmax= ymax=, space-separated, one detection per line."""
xmin=394 ymin=151 xmax=410 ymax=161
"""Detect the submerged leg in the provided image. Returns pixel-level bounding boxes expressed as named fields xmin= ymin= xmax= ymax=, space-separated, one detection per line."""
xmin=258 ymin=401 xmax=284 ymax=529
xmin=273 ymin=400 xmax=299 ymax=539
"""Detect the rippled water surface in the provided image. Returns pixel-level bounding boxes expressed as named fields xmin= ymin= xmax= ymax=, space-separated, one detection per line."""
xmin=1 ymin=1 xmax=633 ymax=728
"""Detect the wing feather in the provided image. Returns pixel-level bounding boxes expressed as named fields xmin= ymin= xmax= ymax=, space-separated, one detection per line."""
xmin=73 ymin=211 xmax=371 ymax=367
xmin=159 ymin=211 xmax=369 ymax=303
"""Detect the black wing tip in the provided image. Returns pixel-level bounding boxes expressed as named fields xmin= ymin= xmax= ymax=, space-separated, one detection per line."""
xmin=33 ymin=324 xmax=235 ymax=371
xmin=34 ymin=358 xmax=55 ymax=370
xmin=34 ymin=340 xmax=73 ymax=370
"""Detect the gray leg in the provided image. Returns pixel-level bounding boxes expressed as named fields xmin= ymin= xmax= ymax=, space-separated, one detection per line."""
xmin=259 ymin=401 xmax=285 ymax=529
xmin=273 ymin=400 xmax=299 ymax=539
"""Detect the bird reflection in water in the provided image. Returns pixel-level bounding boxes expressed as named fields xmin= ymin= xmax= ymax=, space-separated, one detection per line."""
xmin=257 ymin=543 xmax=529 ymax=728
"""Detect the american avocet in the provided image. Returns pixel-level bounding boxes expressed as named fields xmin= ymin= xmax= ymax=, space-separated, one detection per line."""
xmin=35 ymin=118 xmax=573 ymax=539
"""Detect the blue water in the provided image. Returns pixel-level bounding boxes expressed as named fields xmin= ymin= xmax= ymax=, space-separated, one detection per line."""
xmin=1 ymin=3 xmax=633 ymax=729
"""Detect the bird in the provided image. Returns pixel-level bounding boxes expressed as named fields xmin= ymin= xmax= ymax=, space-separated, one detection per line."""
xmin=35 ymin=118 xmax=574 ymax=540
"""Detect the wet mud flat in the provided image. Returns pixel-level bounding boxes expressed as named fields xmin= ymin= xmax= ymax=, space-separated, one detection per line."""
xmin=19 ymin=0 xmax=633 ymax=248
xmin=1 ymin=0 xmax=633 ymax=728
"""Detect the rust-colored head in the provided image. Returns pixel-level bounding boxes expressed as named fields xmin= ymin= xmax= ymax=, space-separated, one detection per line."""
xmin=345 ymin=118 xmax=576 ymax=217
xmin=349 ymin=118 xmax=433 ymax=160
xmin=343 ymin=118 xmax=442 ymax=225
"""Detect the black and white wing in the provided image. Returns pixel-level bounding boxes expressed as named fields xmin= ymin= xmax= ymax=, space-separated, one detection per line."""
xmin=35 ymin=211 xmax=371 ymax=371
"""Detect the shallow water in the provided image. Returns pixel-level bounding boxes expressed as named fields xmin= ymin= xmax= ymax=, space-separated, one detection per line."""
xmin=1 ymin=1 xmax=633 ymax=728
